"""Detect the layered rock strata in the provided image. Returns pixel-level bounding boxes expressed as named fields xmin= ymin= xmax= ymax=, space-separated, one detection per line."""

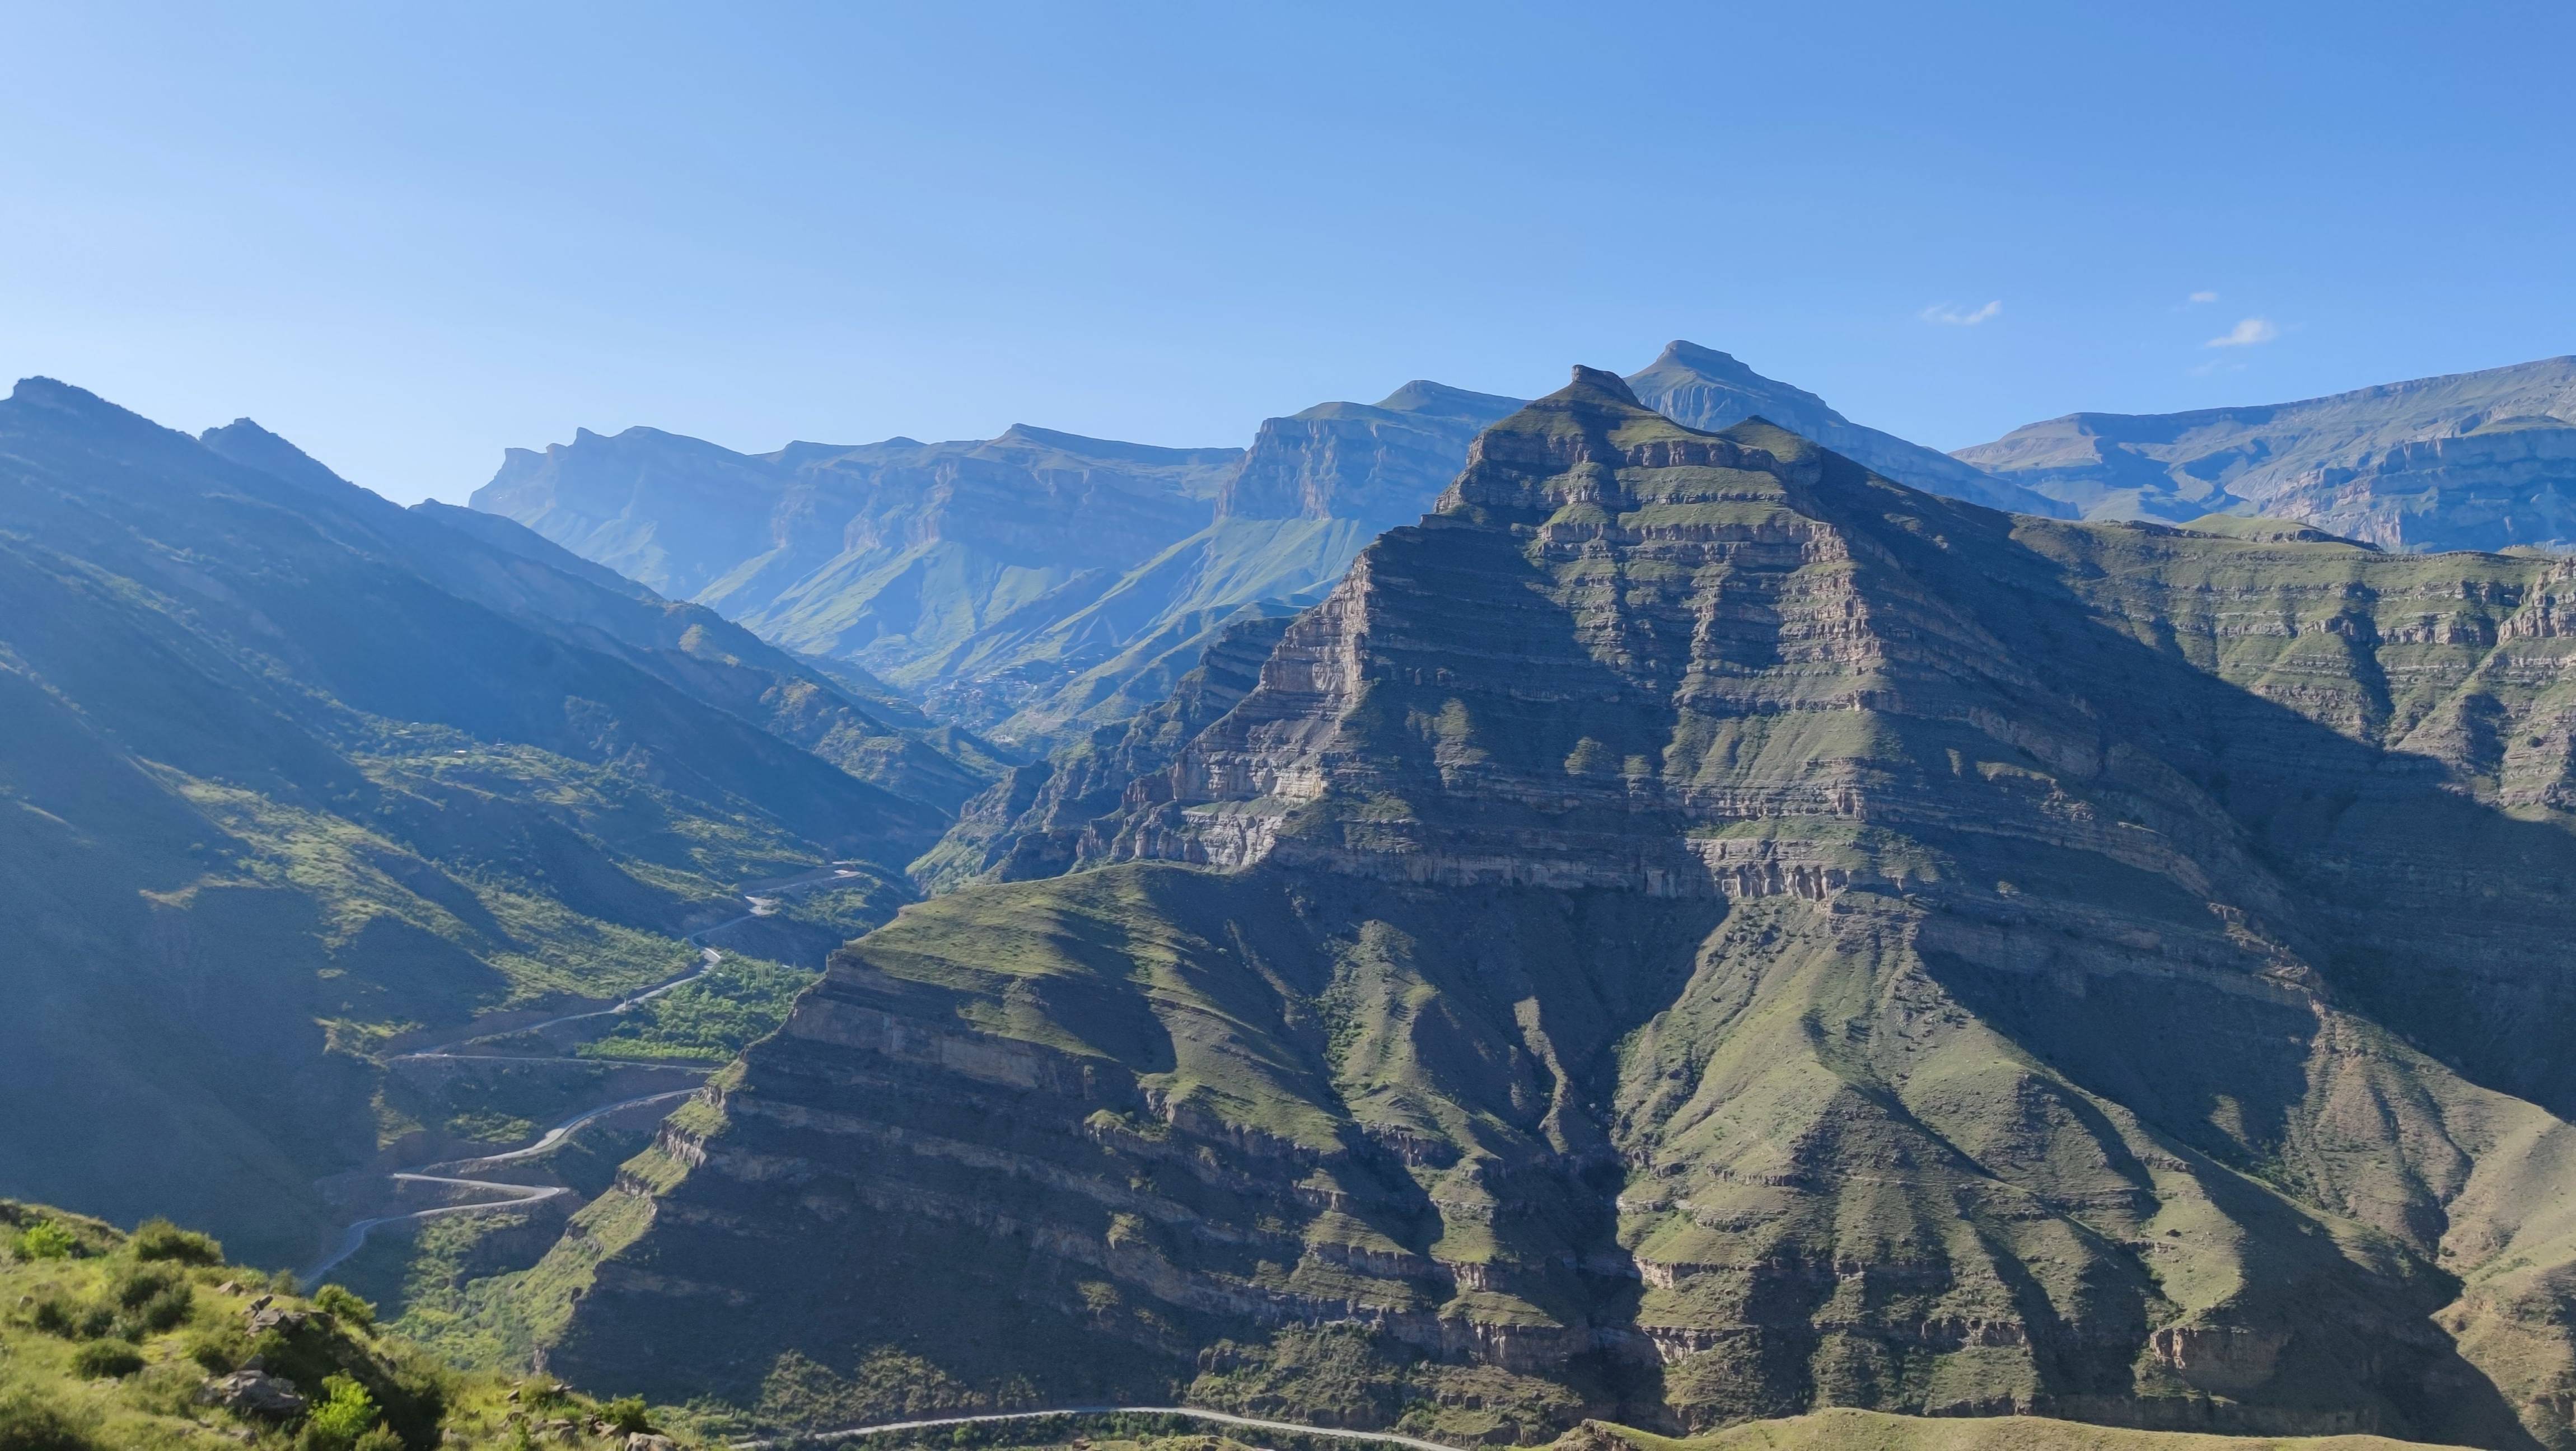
xmin=534 ymin=371 xmax=2576 ymax=1449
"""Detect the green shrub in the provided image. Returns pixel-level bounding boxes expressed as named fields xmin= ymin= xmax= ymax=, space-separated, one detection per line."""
xmin=11 ymin=1221 xmax=76 ymax=1261
xmin=110 ymin=1263 xmax=182 ymax=1309
xmin=302 ymin=1375 xmax=380 ymax=1451
xmin=186 ymin=1329 xmax=243 ymax=1374
xmin=27 ymin=1295 xmax=76 ymax=1337
xmin=134 ymin=1285 xmax=195 ymax=1334
xmin=29 ymin=1295 xmax=114 ymax=1341
xmin=127 ymin=1217 xmax=223 ymax=1265
xmin=313 ymin=1283 xmax=376 ymax=1334
xmin=602 ymin=1396 xmax=653 ymax=1434
xmin=69 ymin=1341 xmax=144 ymax=1379
xmin=0 ymin=1384 xmax=97 ymax=1451
xmin=350 ymin=1429 xmax=404 ymax=1451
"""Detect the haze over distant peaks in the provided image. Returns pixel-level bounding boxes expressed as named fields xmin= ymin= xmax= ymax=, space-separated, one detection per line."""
xmin=1960 ymin=353 xmax=2576 ymax=549
xmin=469 ymin=343 xmax=2049 ymax=748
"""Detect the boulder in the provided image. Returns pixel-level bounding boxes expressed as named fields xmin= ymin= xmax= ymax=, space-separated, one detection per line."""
xmin=198 ymin=1369 xmax=309 ymax=1418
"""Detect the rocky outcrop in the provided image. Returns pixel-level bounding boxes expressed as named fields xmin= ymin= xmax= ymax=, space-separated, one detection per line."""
xmin=198 ymin=1370 xmax=308 ymax=1418
xmin=536 ymin=368 xmax=2576 ymax=1450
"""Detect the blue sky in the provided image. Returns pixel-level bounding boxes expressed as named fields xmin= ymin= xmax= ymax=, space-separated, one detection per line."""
xmin=4 ymin=1 xmax=2568 ymax=504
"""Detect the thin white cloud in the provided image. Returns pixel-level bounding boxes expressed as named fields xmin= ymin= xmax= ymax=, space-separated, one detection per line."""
xmin=1921 ymin=299 xmax=2002 ymax=326
xmin=2206 ymin=316 xmax=2280 ymax=348
xmin=2187 ymin=290 xmax=2219 ymax=304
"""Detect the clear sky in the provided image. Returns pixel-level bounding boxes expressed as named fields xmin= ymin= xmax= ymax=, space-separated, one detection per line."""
xmin=4 ymin=2 xmax=2569 ymax=504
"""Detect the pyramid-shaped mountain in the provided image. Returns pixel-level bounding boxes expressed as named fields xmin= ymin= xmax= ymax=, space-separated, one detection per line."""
xmin=518 ymin=369 xmax=2576 ymax=1449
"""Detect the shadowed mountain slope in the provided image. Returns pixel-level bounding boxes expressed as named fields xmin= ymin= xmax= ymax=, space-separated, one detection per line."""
xmin=0 ymin=379 xmax=958 ymax=1265
xmin=1956 ymin=355 xmax=2576 ymax=547
xmin=524 ymin=369 xmax=2576 ymax=1449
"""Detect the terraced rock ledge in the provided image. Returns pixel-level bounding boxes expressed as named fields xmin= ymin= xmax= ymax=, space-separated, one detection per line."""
xmin=517 ymin=369 xmax=2576 ymax=1450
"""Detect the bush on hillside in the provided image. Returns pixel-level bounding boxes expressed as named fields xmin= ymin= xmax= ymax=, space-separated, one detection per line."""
xmin=11 ymin=1221 xmax=77 ymax=1262
xmin=301 ymin=1375 xmax=381 ymax=1451
xmin=314 ymin=1283 xmax=377 ymax=1334
xmin=69 ymin=1342 xmax=144 ymax=1380
xmin=186 ymin=1326 xmax=250 ymax=1374
xmin=0 ymin=1384 xmax=97 ymax=1451
xmin=128 ymin=1218 xmax=223 ymax=1265
xmin=110 ymin=1263 xmax=181 ymax=1309
xmin=601 ymin=1396 xmax=652 ymax=1434
xmin=105 ymin=1263 xmax=195 ymax=1335
xmin=28 ymin=1294 xmax=115 ymax=1341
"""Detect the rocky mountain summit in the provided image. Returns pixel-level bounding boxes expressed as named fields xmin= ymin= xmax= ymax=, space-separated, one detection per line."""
xmin=1957 ymin=354 xmax=2576 ymax=549
xmin=517 ymin=369 xmax=2576 ymax=1447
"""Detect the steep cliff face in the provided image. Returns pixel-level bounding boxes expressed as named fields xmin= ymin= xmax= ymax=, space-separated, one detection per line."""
xmin=919 ymin=382 xmax=1526 ymax=745
xmin=470 ymin=423 xmax=1241 ymax=687
xmin=1221 ymin=383 xmax=1531 ymax=528
xmin=531 ymin=374 xmax=2576 ymax=1447
xmin=1955 ymin=355 xmax=2576 ymax=547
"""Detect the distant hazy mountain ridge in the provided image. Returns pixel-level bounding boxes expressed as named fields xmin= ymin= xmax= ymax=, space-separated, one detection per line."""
xmin=471 ymin=344 xmax=2051 ymax=748
xmin=1958 ymin=354 xmax=2576 ymax=549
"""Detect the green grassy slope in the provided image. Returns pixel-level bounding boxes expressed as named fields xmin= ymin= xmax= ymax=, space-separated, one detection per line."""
xmin=0 ymin=1199 xmax=709 ymax=1451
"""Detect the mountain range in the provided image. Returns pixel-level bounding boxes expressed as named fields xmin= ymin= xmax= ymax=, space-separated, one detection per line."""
xmin=470 ymin=344 xmax=2061 ymax=750
xmin=0 ymin=378 xmax=987 ymax=1265
xmin=1956 ymin=355 xmax=2576 ymax=549
xmin=16 ymin=344 xmax=2576 ymax=1451
xmin=506 ymin=368 xmax=2576 ymax=1451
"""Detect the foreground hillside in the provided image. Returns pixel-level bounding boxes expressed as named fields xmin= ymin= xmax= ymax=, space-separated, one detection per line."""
xmin=0 ymin=1200 xmax=682 ymax=1451
xmin=515 ymin=370 xmax=2576 ymax=1448
xmin=0 ymin=379 xmax=971 ymax=1263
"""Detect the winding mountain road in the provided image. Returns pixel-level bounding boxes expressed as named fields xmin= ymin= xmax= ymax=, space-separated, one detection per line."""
xmin=301 ymin=864 xmax=869 ymax=1287
xmin=728 ymin=1406 xmax=1459 ymax=1451
xmin=302 ymin=1176 xmax=573 ymax=1285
